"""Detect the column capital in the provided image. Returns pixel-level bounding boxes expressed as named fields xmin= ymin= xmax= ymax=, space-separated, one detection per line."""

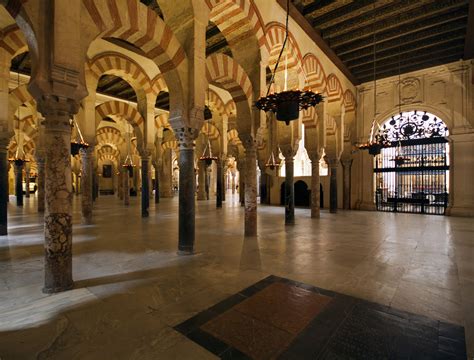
xmin=174 ymin=127 xmax=199 ymax=150
xmin=38 ymin=96 xmax=80 ymax=132
xmin=325 ymin=156 xmax=340 ymax=168
xmin=239 ymin=133 xmax=256 ymax=151
xmin=308 ymin=151 xmax=320 ymax=163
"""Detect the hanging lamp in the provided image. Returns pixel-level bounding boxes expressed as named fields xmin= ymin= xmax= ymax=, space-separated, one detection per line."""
xmin=200 ymin=90 xmax=218 ymax=166
xmin=255 ymin=0 xmax=323 ymax=125
xmin=9 ymin=71 xmax=29 ymax=166
xmin=70 ymin=117 xmax=89 ymax=156
xmin=265 ymin=150 xmax=280 ymax=171
xmin=357 ymin=5 xmax=389 ymax=156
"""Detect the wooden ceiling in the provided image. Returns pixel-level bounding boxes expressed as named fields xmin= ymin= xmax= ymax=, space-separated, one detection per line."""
xmin=291 ymin=0 xmax=472 ymax=83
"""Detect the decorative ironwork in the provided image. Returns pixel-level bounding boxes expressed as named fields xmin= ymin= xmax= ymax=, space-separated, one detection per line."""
xmin=382 ymin=111 xmax=448 ymax=141
xmin=70 ymin=118 xmax=89 ymax=156
xmin=265 ymin=151 xmax=280 ymax=170
xmin=255 ymin=0 xmax=323 ymax=125
xmin=374 ymin=113 xmax=449 ymax=215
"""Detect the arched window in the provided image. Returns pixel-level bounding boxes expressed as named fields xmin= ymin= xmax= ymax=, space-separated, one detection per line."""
xmin=374 ymin=111 xmax=449 ymax=215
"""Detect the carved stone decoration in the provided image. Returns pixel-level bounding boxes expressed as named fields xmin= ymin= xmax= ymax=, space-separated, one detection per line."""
xmin=399 ymin=77 xmax=421 ymax=104
xmin=174 ymin=127 xmax=199 ymax=150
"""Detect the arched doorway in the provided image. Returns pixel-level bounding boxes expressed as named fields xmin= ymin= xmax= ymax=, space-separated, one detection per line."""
xmin=374 ymin=110 xmax=449 ymax=215
xmin=294 ymin=180 xmax=310 ymax=207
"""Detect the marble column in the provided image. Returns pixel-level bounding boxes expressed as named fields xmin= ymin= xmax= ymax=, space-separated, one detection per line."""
xmin=284 ymin=156 xmax=295 ymax=225
xmin=13 ymin=161 xmax=24 ymax=207
xmin=154 ymin=166 xmax=160 ymax=204
xmin=123 ymin=167 xmax=130 ymax=206
xmin=160 ymin=149 xmax=172 ymax=197
xmin=0 ymin=142 xmax=8 ymax=235
xmin=36 ymin=155 xmax=45 ymax=213
xmin=141 ymin=155 xmax=150 ymax=217
xmin=342 ymin=158 xmax=353 ymax=210
xmin=231 ymin=172 xmax=236 ymax=194
xmin=118 ymin=170 xmax=123 ymax=200
xmin=176 ymin=128 xmax=198 ymax=254
xmin=42 ymin=103 xmax=74 ymax=293
xmin=80 ymin=146 xmax=93 ymax=224
xmin=25 ymin=165 xmax=31 ymax=198
xmin=309 ymin=154 xmax=320 ymax=218
xmin=327 ymin=158 xmax=338 ymax=214
xmin=243 ymin=139 xmax=257 ymax=237
xmin=216 ymin=158 xmax=223 ymax=208
xmin=197 ymin=161 xmax=207 ymax=200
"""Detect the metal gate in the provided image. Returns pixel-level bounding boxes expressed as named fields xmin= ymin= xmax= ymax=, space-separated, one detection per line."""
xmin=373 ymin=111 xmax=449 ymax=215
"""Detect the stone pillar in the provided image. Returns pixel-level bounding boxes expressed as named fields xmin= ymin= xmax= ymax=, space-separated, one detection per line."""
xmin=216 ymin=158 xmax=223 ymax=208
xmin=80 ymin=146 xmax=93 ymax=224
xmin=123 ymin=167 xmax=130 ymax=206
xmin=242 ymin=137 xmax=257 ymax=237
xmin=160 ymin=149 xmax=172 ymax=197
xmin=25 ymin=165 xmax=31 ymax=198
xmin=141 ymin=154 xmax=150 ymax=217
xmin=222 ymin=160 xmax=226 ymax=202
xmin=154 ymin=165 xmax=160 ymax=204
xmin=0 ymin=141 xmax=8 ymax=235
xmin=205 ymin=165 xmax=210 ymax=200
xmin=309 ymin=153 xmax=320 ymax=218
xmin=36 ymin=155 xmax=45 ymax=213
xmin=237 ymin=159 xmax=246 ymax=206
xmin=197 ymin=161 xmax=207 ymax=200
xmin=176 ymin=128 xmax=198 ymax=254
xmin=327 ymin=158 xmax=338 ymax=214
xmin=117 ymin=170 xmax=123 ymax=200
xmin=231 ymin=172 xmax=236 ymax=194
xmin=13 ymin=161 xmax=24 ymax=207
xmin=284 ymin=155 xmax=295 ymax=225
xmin=41 ymin=101 xmax=75 ymax=293
xmin=342 ymin=158 xmax=353 ymax=210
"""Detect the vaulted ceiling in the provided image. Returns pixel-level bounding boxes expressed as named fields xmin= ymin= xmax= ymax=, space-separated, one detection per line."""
xmin=291 ymin=0 xmax=472 ymax=83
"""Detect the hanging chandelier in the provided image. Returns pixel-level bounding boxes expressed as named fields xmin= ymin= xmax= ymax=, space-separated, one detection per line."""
xmin=255 ymin=0 xmax=323 ymax=125
xmin=9 ymin=72 xmax=29 ymax=166
xmin=70 ymin=118 xmax=89 ymax=156
xmin=265 ymin=150 xmax=280 ymax=171
xmin=200 ymin=90 xmax=218 ymax=166
xmin=357 ymin=4 xmax=389 ymax=157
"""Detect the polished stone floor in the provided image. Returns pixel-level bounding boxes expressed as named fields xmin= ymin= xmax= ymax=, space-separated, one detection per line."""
xmin=0 ymin=193 xmax=473 ymax=359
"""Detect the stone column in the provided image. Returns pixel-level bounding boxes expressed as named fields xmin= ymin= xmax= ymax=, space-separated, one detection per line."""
xmin=123 ymin=167 xmax=130 ymax=206
xmin=141 ymin=154 xmax=150 ymax=217
xmin=41 ymin=100 xmax=75 ymax=293
xmin=237 ymin=159 xmax=246 ymax=206
xmin=327 ymin=157 xmax=339 ymax=214
xmin=13 ymin=161 xmax=24 ymax=207
xmin=222 ymin=160 xmax=226 ymax=202
xmin=36 ymin=154 xmax=45 ymax=212
xmin=0 ymin=141 xmax=8 ymax=235
xmin=117 ymin=170 xmax=123 ymax=200
xmin=80 ymin=146 xmax=93 ymax=224
xmin=284 ymin=155 xmax=295 ymax=225
xmin=309 ymin=153 xmax=320 ymax=218
xmin=154 ymin=165 xmax=160 ymax=204
xmin=160 ymin=149 xmax=172 ymax=197
xmin=25 ymin=164 xmax=31 ymax=198
xmin=242 ymin=137 xmax=257 ymax=236
xmin=197 ymin=161 xmax=207 ymax=200
xmin=216 ymin=158 xmax=223 ymax=208
xmin=205 ymin=165 xmax=210 ymax=200
xmin=176 ymin=128 xmax=198 ymax=254
xmin=231 ymin=172 xmax=236 ymax=194
xmin=342 ymin=158 xmax=353 ymax=210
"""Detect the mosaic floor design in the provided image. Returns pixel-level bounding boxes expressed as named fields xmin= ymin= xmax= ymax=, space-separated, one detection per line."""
xmin=174 ymin=276 xmax=467 ymax=359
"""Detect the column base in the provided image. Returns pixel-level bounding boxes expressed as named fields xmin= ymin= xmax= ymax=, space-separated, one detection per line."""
xmin=142 ymin=211 xmax=149 ymax=218
xmin=42 ymin=283 xmax=74 ymax=294
xmin=177 ymin=249 xmax=195 ymax=256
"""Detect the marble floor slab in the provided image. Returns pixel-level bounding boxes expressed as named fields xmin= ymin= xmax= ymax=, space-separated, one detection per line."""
xmin=0 ymin=193 xmax=473 ymax=359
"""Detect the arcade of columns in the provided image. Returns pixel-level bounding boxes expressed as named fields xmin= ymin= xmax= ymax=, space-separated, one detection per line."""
xmin=0 ymin=0 xmax=473 ymax=294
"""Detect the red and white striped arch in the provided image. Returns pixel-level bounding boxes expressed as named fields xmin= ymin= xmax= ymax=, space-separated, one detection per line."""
xmin=343 ymin=89 xmax=356 ymax=112
xmin=206 ymin=89 xmax=226 ymax=116
xmin=88 ymin=53 xmax=154 ymax=96
xmin=154 ymin=113 xmax=170 ymax=130
xmin=206 ymin=0 xmax=266 ymax=50
xmin=96 ymin=126 xmax=125 ymax=148
xmin=97 ymin=144 xmax=121 ymax=163
xmin=206 ymin=53 xmax=253 ymax=104
xmin=82 ymin=0 xmax=186 ymax=104
xmin=302 ymin=53 xmax=327 ymax=92
xmin=265 ymin=22 xmax=302 ymax=74
xmin=326 ymin=73 xmax=343 ymax=103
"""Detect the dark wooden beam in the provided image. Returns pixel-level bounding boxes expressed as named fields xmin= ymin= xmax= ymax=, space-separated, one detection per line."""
xmin=276 ymin=0 xmax=359 ymax=85
xmin=464 ymin=0 xmax=474 ymax=59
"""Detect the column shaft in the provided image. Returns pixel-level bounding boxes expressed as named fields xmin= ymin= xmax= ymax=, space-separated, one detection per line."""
xmin=14 ymin=162 xmax=24 ymax=207
xmin=244 ymin=147 xmax=257 ymax=236
xmin=123 ymin=167 xmax=130 ymax=206
xmin=342 ymin=159 xmax=353 ymax=210
xmin=80 ymin=147 xmax=93 ymax=224
xmin=25 ymin=168 xmax=30 ymax=198
xmin=154 ymin=167 xmax=160 ymax=203
xmin=43 ymin=113 xmax=73 ymax=293
xmin=141 ymin=156 xmax=150 ymax=217
xmin=310 ymin=159 xmax=320 ymax=218
xmin=285 ymin=157 xmax=295 ymax=225
xmin=178 ymin=147 xmax=195 ymax=253
xmin=0 ymin=147 xmax=7 ymax=235
xmin=197 ymin=161 xmax=207 ymax=200
xmin=216 ymin=159 xmax=223 ymax=208
xmin=37 ymin=158 xmax=45 ymax=212
xmin=330 ymin=165 xmax=338 ymax=213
